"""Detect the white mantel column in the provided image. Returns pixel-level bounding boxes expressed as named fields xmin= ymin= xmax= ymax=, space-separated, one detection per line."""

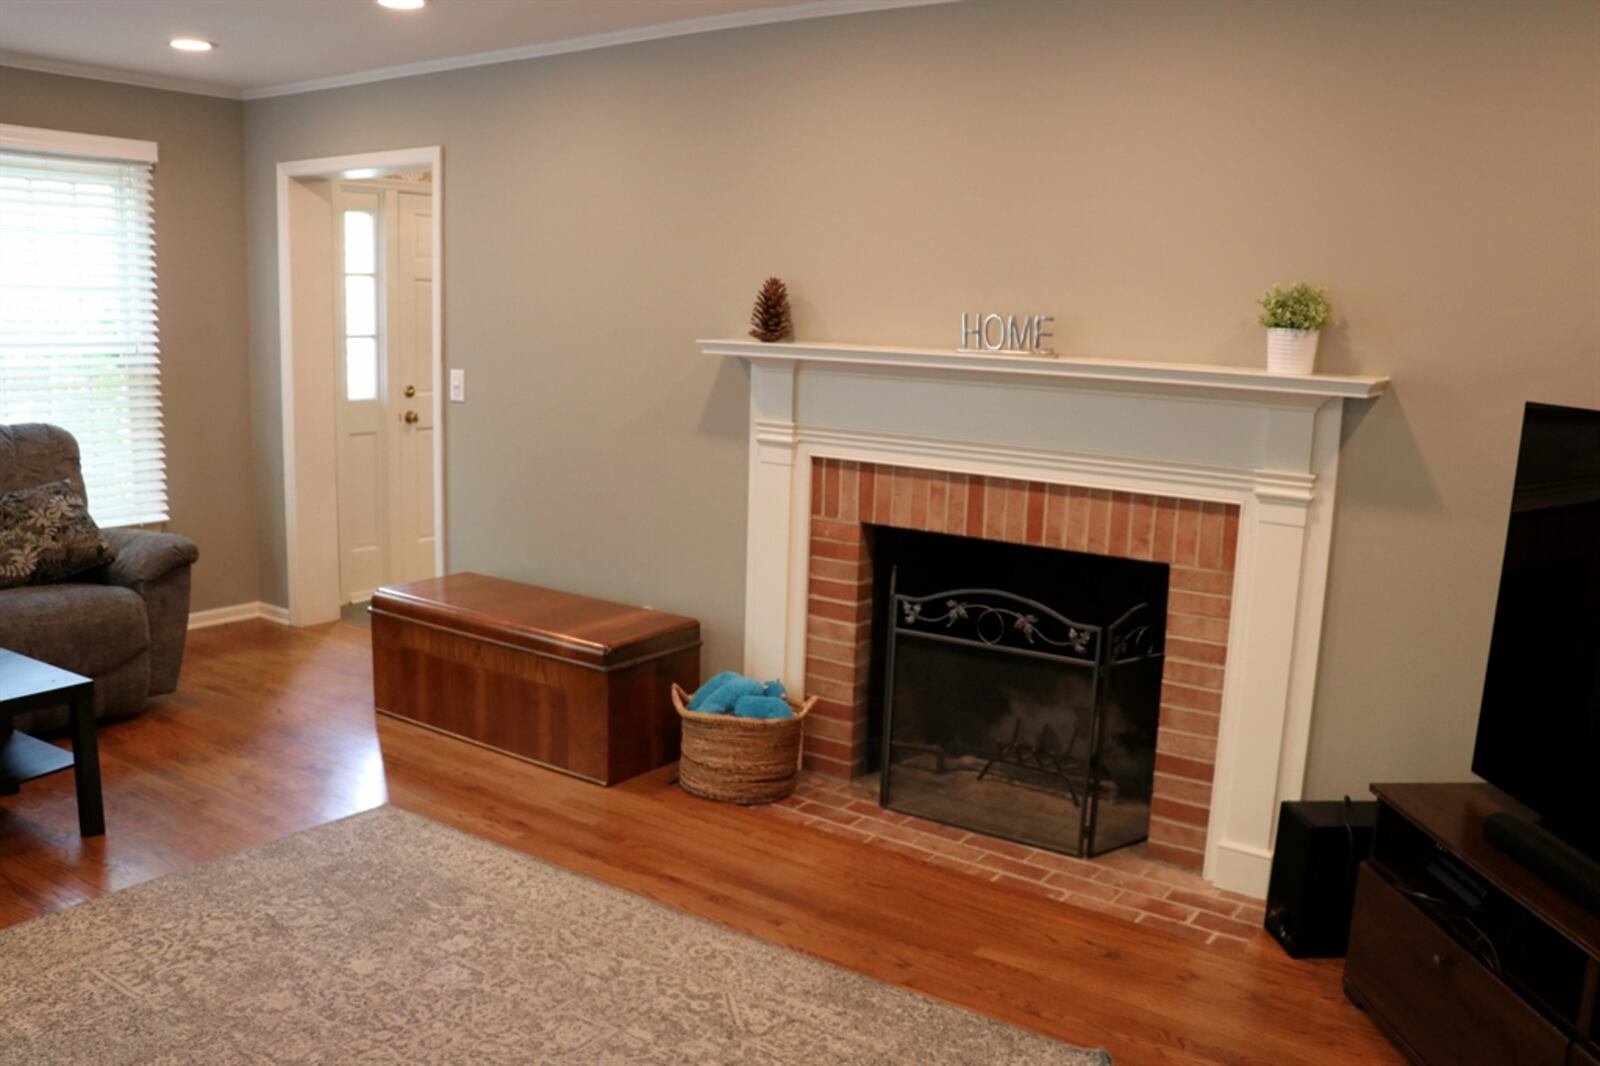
xmin=742 ymin=359 xmax=798 ymax=682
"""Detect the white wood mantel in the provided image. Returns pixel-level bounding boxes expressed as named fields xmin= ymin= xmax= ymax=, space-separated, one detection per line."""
xmin=704 ymin=337 xmax=1389 ymax=896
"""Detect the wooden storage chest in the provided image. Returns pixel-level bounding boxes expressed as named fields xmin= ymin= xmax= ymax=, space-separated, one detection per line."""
xmin=370 ymin=573 xmax=700 ymax=786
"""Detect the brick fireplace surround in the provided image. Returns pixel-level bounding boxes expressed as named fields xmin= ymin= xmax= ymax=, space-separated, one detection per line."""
xmin=802 ymin=458 xmax=1239 ymax=872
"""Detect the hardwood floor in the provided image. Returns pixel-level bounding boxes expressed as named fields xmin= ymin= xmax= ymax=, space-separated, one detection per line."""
xmin=0 ymin=619 xmax=1403 ymax=1066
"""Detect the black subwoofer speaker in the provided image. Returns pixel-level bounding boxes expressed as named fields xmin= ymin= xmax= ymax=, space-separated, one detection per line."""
xmin=1264 ymin=798 xmax=1376 ymax=958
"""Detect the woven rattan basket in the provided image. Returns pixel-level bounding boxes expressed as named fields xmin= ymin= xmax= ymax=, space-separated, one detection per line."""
xmin=672 ymin=683 xmax=816 ymax=805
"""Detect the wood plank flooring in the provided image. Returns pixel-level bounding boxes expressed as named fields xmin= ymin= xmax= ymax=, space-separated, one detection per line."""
xmin=0 ymin=619 xmax=1402 ymax=1066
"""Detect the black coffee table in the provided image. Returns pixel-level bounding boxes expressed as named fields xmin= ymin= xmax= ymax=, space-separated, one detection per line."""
xmin=0 ymin=649 xmax=103 ymax=836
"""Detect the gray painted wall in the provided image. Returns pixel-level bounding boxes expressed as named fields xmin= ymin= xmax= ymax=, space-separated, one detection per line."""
xmin=0 ymin=67 xmax=260 ymax=612
xmin=11 ymin=0 xmax=1597 ymax=800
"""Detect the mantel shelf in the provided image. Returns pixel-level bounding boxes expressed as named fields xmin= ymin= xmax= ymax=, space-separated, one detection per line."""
xmin=700 ymin=338 xmax=1389 ymax=401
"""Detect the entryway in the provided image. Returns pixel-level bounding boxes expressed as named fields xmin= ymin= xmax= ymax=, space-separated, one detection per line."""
xmin=275 ymin=148 xmax=444 ymax=626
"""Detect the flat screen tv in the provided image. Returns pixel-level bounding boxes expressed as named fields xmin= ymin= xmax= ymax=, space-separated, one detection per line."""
xmin=1472 ymin=401 xmax=1600 ymax=861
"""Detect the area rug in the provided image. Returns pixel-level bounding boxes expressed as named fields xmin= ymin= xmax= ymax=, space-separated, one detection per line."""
xmin=0 ymin=806 xmax=1112 ymax=1064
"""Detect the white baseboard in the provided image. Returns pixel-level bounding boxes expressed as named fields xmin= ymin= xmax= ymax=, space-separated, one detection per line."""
xmin=188 ymin=601 xmax=292 ymax=630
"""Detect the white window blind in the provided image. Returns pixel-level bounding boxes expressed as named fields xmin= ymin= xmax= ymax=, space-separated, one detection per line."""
xmin=0 ymin=126 xmax=165 ymax=527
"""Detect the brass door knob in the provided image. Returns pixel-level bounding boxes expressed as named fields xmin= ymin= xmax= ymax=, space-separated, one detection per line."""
xmin=403 ymin=385 xmax=416 ymax=398
xmin=403 ymin=410 xmax=419 ymax=424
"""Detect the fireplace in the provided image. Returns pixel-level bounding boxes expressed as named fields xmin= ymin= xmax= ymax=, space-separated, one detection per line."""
xmin=872 ymin=528 xmax=1168 ymax=858
xmin=707 ymin=336 xmax=1387 ymax=894
xmin=805 ymin=463 xmax=1236 ymax=870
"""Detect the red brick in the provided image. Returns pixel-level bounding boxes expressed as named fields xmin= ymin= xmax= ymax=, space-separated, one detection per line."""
xmin=857 ymin=465 xmax=876 ymax=523
xmin=837 ymin=463 xmax=859 ymax=523
xmin=1025 ymin=484 xmax=1046 ymax=545
xmin=800 ymin=751 xmax=853 ymax=776
xmin=808 ymin=597 xmax=871 ymax=625
xmin=801 ymin=736 xmax=864 ymax=765
xmin=1150 ymin=818 xmax=1209 ymax=851
xmin=909 ymin=469 xmax=931 ymax=529
xmin=806 ymin=656 xmax=862 ymax=685
xmin=1169 ymin=591 xmax=1231 ymax=619
xmin=947 ymin=473 xmax=968 ymax=533
xmin=1108 ymin=492 xmax=1131 ymax=555
xmin=982 ymin=480 xmax=1006 ymax=540
xmin=1044 ymin=484 xmax=1068 ymax=548
xmin=1221 ymin=507 xmax=1240 ymax=567
xmin=808 ymin=577 xmax=865 ymax=604
xmin=1169 ymin=567 xmax=1234 ymax=595
xmin=1197 ymin=502 xmax=1225 ymax=570
xmin=1161 ymin=683 xmax=1223 ymax=713
xmin=811 ymin=518 xmax=863 ymax=545
xmin=1146 ymin=839 xmax=1205 ymax=871
xmin=810 ymin=458 xmax=826 ymax=517
xmin=965 ymin=477 xmax=985 ymax=538
xmin=1166 ymin=888 xmax=1244 ymax=919
xmin=1163 ymin=659 xmax=1226 ymax=690
xmin=891 ymin=469 xmax=915 ymax=527
xmin=1150 ymin=497 xmax=1178 ymax=562
xmin=1153 ymin=772 xmax=1213 ymax=807
xmin=927 ymin=472 xmax=949 ymax=533
xmin=1159 ymin=706 xmax=1220 ymax=737
xmin=1165 ymin=636 xmax=1228 ymax=665
xmin=1128 ymin=494 xmax=1155 ymax=559
xmin=991 ymin=872 xmax=1067 ymax=901
xmin=812 ymin=537 xmax=866 ymax=563
xmin=807 ymin=637 xmax=862 ymax=665
xmin=1042 ymin=870 xmax=1122 ymax=902
xmin=807 ymin=617 xmax=862 ymax=645
xmin=1086 ymin=490 xmax=1112 ymax=554
xmin=1166 ymin=613 xmax=1230 ymax=643
xmin=1065 ymin=486 xmax=1091 ymax=551
xmin=1191 ymin=909 xmax=1263 ymax=940
xmin=1004 ymin=481 xmax=1029 ymax=542
xmin=976 ymin=852 xmax=1052 ymax=882
xmin=1156 ymin=730 xmax=1218 ymax=761
xmin=1173 ymin=499 xmax=1201 ymax=566
xmin=804 ymin=715 xmax=862 ymax=743
xmin=1152 ymin=795 xmax=1211 ymax=828
xmin=1135 ymin=913 xmax=1213 ymax=945
xmin=807 ymin=697 xmax=858 ymax=722
xmin=803 ymin=675 xmax=859 ymax=704
xmin=795 ymin=800 xmax=861 ymax=827
xmin=1154 ymin=752 xmax=1216 ymax=784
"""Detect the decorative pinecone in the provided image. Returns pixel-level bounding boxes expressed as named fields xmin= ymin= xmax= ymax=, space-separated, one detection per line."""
xmin=748 ymin=277 xmax=793 ymax=343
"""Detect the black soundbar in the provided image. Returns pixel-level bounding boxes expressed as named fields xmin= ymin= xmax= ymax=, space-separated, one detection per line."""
xmin=1483 ymin=811 xmax=1600 ymax=917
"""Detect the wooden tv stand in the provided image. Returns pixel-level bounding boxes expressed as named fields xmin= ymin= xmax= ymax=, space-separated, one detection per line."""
xmin=1344 ymin=783 xmax=1600 ymax=1066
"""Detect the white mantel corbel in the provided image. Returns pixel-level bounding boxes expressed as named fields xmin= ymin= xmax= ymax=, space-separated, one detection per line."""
xmin=708 ymin=338 xmax=1388 ymax=896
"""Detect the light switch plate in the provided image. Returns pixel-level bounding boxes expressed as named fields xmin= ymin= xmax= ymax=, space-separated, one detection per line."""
xmin=449 ymin=368 xmax=465 ymax=402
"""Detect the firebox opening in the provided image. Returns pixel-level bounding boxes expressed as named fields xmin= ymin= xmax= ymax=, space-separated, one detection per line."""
xmin=866 ymin=526 xmax=1169 ymax=859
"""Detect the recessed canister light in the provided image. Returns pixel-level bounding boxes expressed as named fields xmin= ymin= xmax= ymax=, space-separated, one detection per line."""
xmin=376 ymin=0 xmax=427 ymax=10
xmin=169 ymin=38 xmax=215 ymax=52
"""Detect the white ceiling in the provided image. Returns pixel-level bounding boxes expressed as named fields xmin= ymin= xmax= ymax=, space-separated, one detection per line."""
xmin=0 ymin=0 xmax=949 ymax=100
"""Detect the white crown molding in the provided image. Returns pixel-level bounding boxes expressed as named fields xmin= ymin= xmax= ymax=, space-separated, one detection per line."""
xmin=0 ymin=51 xmax=243 ymax=100
xmin=242 ymin=0 xmax=959 ymax=100
xmin=1 ymin=1 xmax=956 ymax=103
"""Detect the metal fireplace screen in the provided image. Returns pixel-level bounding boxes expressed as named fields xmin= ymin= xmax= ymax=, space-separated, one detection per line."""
xmin=879 ymin=569 xmax=1164 ymax=859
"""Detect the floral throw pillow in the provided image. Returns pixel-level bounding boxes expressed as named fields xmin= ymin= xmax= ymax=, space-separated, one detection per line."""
xmin=0 ymin=480 xmax=117 ymax=589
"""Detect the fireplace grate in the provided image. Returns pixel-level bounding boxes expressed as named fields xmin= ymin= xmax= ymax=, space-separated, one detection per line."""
xmin=879 ymin=569 xmax=1164 ymax=859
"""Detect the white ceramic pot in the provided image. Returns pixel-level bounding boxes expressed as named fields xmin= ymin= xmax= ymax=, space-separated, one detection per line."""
xmin=1266 ymin=327 xmax=1320 ymax=375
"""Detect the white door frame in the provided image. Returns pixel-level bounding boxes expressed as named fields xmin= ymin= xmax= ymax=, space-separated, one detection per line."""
xmin=275 ymin=147 xmax=444 ymax=626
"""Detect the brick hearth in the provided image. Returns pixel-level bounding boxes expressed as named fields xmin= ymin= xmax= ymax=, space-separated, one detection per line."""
xmin=763 ymin=772 xmax=1266 ymax=947
xmin=802 ymin=458 xmax=1240 ymax=872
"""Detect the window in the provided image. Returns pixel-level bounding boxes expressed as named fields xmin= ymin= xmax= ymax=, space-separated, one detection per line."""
xmin=0 ymin=124 xmax=165 ymax=527
xmin=342 ymin=209 xmax=378 ymax=401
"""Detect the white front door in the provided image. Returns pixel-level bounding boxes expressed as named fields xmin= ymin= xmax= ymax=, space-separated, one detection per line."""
xmin=333 ymin=180 xmax=438 ymax=603
xmin=389 ymin=189 xmax=436 ymax=582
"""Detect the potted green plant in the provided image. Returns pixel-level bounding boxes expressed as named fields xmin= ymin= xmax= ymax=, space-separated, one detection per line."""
xmin=1257 ymin=283 xmax=1332 ymax=375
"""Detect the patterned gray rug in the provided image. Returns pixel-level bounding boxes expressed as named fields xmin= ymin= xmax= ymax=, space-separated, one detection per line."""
xmin=0 ymin=806 xmax=1112 ymax=1064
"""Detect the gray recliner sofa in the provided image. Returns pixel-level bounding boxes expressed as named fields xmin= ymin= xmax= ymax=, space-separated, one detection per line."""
xmin=0 ymin=424 xmax=199 ymax=732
